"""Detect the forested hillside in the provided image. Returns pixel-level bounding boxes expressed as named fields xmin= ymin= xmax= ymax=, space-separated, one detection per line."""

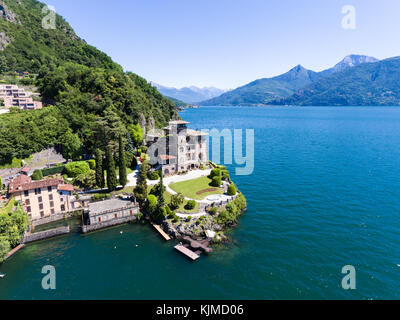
xmin=0 ymin=0 xmax=177 ymax=165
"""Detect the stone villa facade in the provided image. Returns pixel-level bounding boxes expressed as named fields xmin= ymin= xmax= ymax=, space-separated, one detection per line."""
xmin=0 ymin=84 xmax=42 ymax=110
xmin=8 ymin=174 xmax=78 ymax=221
xmin=147 ymin=120 xmax=209 ymax=176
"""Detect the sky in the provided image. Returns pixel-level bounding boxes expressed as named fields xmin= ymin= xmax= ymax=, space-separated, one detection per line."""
xmin=42 ymin=0 xmax=400 ymax=89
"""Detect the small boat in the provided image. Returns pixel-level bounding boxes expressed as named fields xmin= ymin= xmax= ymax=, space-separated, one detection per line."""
xmin=0 ymin=274 xmax=5 ymax=278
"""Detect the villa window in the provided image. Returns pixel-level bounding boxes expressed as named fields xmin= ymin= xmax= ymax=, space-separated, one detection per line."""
xmin=24 ymin=190 xmax=29 ymax=197
xmin=40 ymin=212 xmax=44 ymax=218
xmin=49 ymin=194 xmax=53 ymax=201
xmin=25 ymin=199 xmax=30 ymax=205
xmin=35 ymin=188 xmax=41 ymax=195
xmin=61 ymin=204 xmax=65 ymax=212
xmin=50 ymin=201 xmax=54 ymax=208
xmin=39 ymin=204 xmax=43 ymax=210
xmin=26 ymin=206 xmax=31 ymax=213
xmin=51 ymin=209 xmax=55 ymax=214
xmin=38 ymin=196 xmax=43 ymax=203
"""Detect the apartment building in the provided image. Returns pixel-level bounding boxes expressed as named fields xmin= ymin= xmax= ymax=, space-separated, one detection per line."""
xmin=0 ymin=84 xmax=42 ymax=110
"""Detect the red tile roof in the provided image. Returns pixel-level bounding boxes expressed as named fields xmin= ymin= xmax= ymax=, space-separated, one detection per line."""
xmin=57 ymin=184 xmax=74 ymax=192
xmin=9 ymin=176 xmax=64 ymax=194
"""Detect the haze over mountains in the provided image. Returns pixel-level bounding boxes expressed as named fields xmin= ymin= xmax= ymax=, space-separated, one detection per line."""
xmin=199 ymin=55 xmax=399 ymax=106
xmin=153 ymin=83 xmax=227 ymax=104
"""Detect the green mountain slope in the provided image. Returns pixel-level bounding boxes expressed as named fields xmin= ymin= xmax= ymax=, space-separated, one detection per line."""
xmin=200 ymin=55 xmax=379 ymax=106
xmin=199 ymin=65 xmax=322 ymax=106
xmin=276 ymin=57 xmax=400 ymax=106
xmin=0 ymin=0 xmax=119 ymax=72
xmin=0 ymin=0 xmax=176 ymax=164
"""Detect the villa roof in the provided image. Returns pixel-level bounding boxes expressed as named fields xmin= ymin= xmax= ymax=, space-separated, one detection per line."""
xmin=186 ymin=129 xmax=209 ymax=136
xmin=9 ymin=176 xmax=64 ymax=194
xmin=169 ymin=120 xmax=190 ymax=125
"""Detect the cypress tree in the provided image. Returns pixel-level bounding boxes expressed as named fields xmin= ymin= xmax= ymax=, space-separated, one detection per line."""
xmin=118 ymin=135 xmax=127 ymax=187
xmin=157 ymin=171 xmax=165 ymax=208
xmin=106 ymin=145 xmax=117 ymax=191
xmin=95 ymin=149 xmax=105 ymax=188
xmin=134 ymin=161 xmax=149 ymax=208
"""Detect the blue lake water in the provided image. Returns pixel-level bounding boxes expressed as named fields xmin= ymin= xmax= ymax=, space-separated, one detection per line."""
xmin=1 ymin=106 xmax=400 ymax=299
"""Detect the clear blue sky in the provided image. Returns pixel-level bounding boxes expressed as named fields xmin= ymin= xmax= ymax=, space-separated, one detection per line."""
xmin=43 ymin=0 xmax=400 ymax=89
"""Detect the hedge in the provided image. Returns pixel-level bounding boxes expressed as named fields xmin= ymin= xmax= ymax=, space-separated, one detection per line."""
xmin=42 ymin=165 xmax=65 ymax=177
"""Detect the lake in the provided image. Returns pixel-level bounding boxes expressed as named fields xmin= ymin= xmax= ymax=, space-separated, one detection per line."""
xmin=1 ymin=106 xmax=400 ymax=300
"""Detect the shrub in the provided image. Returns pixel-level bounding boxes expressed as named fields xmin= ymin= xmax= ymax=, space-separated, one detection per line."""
xmin=227 ymin=184 xmax=237 ymax=196
xmin=187 ymin=216 xmax=192 ymax=221
xmin=65 ymin=161 xmax=90 ymax=178
xmin=184 ymin=200 xmax=196 ymax=210
xmin=165 ymin=205 xmax=172 ymax=217
xmin=87 ymin=159 xmax=96 ymax=170
xmin=149 ymin=171 xmax=160 ymax=180
xmin=31 ymin=169 xmax=43 ymax=181
xmin=209 ymin=207 xmax=218 ymax=215
xmin=210 ymin=168 xmax=221 ymax=178
xmin=210 ymin=176 xmax=222 ymax=187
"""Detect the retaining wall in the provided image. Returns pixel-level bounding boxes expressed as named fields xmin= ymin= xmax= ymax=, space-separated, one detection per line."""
xmin=22 ymin=226 xmax=70 ymax=243
xmin=81 ymin=215 xmax=137 ymax=234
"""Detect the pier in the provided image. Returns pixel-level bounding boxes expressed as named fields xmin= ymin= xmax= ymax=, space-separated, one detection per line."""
xmin=152 ymin=223 xmax=171 ymax=241
xmin=174 ymin=244 xmax=200 ymax=261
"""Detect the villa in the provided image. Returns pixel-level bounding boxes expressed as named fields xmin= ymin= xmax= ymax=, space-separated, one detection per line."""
xmin=8 ymin=174 xmax=78 ymax=221
xmin=0 ymin=84 xmax=42 ymax=110
xmin=147 ymin=120 xmax=209 ymax=176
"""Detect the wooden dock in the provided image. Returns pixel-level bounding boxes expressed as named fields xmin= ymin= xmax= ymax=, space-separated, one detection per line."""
xmin=174 ymin=244 xmax=200 ymax=261
xmin=152 ymin=223 xmax=171 ymax=241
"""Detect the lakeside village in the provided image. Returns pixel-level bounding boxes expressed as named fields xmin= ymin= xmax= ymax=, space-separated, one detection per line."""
xmin=0 ymin=114 xmax=247 ymax=263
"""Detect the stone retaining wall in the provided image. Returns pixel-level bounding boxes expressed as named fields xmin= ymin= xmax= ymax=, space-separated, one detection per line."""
xmin=32 ymin=211 xmax=80 ymax=227
xmin=22 ymin=226 xmax=70 ymax=244
xmin=81 ymin=215 xmax=137 ymax=234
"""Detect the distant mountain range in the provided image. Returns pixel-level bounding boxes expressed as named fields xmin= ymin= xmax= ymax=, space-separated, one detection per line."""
xmin=152 ymin=83 xmax=228 ymax=104
xmin=198 ymin=55 xmax=397 ymax=106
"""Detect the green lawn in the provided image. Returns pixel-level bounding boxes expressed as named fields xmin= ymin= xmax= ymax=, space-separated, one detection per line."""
xmin=169 ymin=176 xmax=224 ymax=200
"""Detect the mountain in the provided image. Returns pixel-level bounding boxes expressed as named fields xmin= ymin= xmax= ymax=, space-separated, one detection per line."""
xmin=200 ymin=55 xmax=379 ymax=106
xmin=0 ymin=0 xmax=177 ymax=164
xmin=153 ymin=83 xmax=227 ymax=103
xmin=275 ymin=56 xmax=400 ymax=106
xmin=199 ymin=65 xmax=322 ymax=106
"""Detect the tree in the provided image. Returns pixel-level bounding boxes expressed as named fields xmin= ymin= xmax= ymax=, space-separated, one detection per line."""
xmin=106 ymin=145 xmax=118 ymax=191
xmin=157 ymin=171 xmax=165 ymax=208
xmin=118 ymin=135 xmax=127 ymax=187
xmin=169 ymin=193 xmax=184 ymax=210
xmin=0 ymin=56 xmax=7 ymax=74
xmin=0 ymin=237 xmax=11 ymax=263
xmin=74 ymin=170 xmax=96 ymax=190
xmin=0 ymin=176 xmax=3 ymax=190
xmin=31 ymin=169 xmax=43 ymax=181
xmin=134 ymin=161 xmax=149 ymax=208
xmin=95 ymin=149 xmax=105 ymax=188
xmin=129 ymin=123 xmax=143 ymax=147
xmin=60 ymin=129 xmax=82 ymax=160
